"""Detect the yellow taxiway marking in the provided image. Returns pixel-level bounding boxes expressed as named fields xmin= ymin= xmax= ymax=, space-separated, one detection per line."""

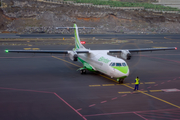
xmin=118 ymin=90 xmax=162 ymax=94
xmin=149 ymin=90 xmax=162 ymax=92
xmin=164 ymin=37 xmax=173 ymax=40
xmin=99 ymin=74 xmax=118 ymax=83
xmin=123 ymin=84 xmax=180 ymax=109
xmin=52 ymin=56 xmax=180 ymax=109
xmin=32 ymin=48 xmax=40 ymax=50
xmin=89 ymin=85 xmax=101 ymax=87
xmin=52 ymin=56 xmax=81 ymax=68
xmin=118 ymin=91 xmax=131 ymax=94
xmin=144 ymin=82 xmax=155 ymax=84
xmin=117 ymin=83 xmax=130 ymax=85
xmin=90 ymin=82 xmax=155 ymax=87
xmin=24 ymin=48 xmax=31 ymax=50
xmin=102 ymin=84 xmax=115 ymax=86
xmin=131 ymin=83 xmax=143 ymax=85
xmin=24 ymin=48 xmax=40 ymax=50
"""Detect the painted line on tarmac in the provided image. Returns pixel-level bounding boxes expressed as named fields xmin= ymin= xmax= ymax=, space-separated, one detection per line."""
xmin=89 ymin=85 xmax=101 ymax=87
xmin=24 ymin=48 xmax=40 ymax=50
xmin=52 ymin=56 xmax=81 ymax=68
xmin=123 ymin=84 xmax=180 ymax=109
xmin=141 ymin=55 xmax=180 ymax=64
xmin=102 ymin=84 xmax=115 ymax=86
xmin=144 ymin=82 xmax=155 ymax=84
xmin=51 ymin=56 xmax=180 ymax=109
xmin=76 ymin=108 xmax=82 ymax=111
xmin=118 ymin=91 xmax=131 ymax=94
xmin=111 ymin=97 xmax=117 ymax=100
xmin=149 ymin=90 xmax=162 ymax=92
xmin=89 ymin=104 xmax=96 ymax=107
xmin=164 ymin=37 xmax=173 ymax=40
xmin=118 ymin=90 xmax=162 ymax=94
xmin=83 ymin=108 xmax=180 ymax=117
xmin=0 ymin=87 xmax=87 ymax=120
xmin=101 ymin=101 xmax=107 ymax=103
xmin=89 ymin=82 xmax=155 ymax=87
xmin=102 ymin=76 xmax=180 ymax=109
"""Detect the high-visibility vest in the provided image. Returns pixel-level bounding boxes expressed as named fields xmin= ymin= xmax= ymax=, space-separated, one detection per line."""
xmin=135 ymin=78 xmax=139 ymax=84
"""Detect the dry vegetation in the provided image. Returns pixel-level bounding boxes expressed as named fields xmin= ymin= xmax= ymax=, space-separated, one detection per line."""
xmin=0 ymin=0 xmax=180 ymax=34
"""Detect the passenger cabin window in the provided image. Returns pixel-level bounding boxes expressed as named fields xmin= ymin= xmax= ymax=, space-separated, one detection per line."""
xmin=122 ymin=63 xmax=126 ymax=66
xmin=116 ymin=63 xmax=122 ymax=66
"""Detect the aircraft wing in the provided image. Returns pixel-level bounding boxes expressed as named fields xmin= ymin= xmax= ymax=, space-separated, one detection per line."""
xmin=108 ymin=47 xmax=177 ymax=53
xmin=5 ymin=50 xmax=90 ymax=54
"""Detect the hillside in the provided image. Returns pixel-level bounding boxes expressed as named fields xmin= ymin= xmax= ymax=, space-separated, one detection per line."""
xmin=0 ymin=0 xmax=180 ymax=34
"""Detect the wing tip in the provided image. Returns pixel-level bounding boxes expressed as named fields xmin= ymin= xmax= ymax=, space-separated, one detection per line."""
xmin=5 ymin=50 xmax=9 ymax=53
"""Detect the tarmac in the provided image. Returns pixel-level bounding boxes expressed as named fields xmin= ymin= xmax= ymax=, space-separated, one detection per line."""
xmin=0 ymin=34 xmax=180 ymax=120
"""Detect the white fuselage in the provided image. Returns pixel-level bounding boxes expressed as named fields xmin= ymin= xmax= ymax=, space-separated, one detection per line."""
xmin=77 ymin=50 xmax=129 ymax=78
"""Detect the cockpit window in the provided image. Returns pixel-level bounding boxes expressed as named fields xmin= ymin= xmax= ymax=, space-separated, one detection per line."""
xmin=116 ymin=63 xmax=122 ymax=66
xmin=110 ymin=62 xmax=115 ymax=66
xmin=122 ymin=63 xmax=127 ymax=66
xmin=110 ymin=63 xmax=126 ymax=67
xmin=109 ymin=62 xmax=112 ymax=66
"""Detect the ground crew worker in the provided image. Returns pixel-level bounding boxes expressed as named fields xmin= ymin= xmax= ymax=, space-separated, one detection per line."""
xmin=134 ymin=76 xmax=140 ymax=91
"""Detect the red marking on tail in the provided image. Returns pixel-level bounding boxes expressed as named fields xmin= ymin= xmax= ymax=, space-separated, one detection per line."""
xmin=80 ymin=41 xmax=86 ymax=44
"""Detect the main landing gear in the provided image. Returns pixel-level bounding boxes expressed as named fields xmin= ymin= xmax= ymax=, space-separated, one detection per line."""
xmin=117 ymin=78 xmax=124 ymax=84
xmin=80 ymin=69 xmax=86 ymax=74
xmin=77 ymin=68 xmax=86 ymax=74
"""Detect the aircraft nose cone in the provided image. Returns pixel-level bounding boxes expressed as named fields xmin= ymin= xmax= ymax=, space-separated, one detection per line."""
xmin=113 ymin=66 xmax=129 ymax=74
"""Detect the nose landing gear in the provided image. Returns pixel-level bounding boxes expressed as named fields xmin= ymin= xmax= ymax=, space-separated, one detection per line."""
xmin=117 ymin=78 xmax=124 ymax=84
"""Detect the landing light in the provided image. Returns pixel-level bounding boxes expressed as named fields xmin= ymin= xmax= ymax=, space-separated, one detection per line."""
xmin=81 ymin=41 xmax=86 ymax=44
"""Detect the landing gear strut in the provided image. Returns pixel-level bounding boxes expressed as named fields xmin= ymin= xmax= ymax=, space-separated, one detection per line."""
xmin=117 ymin=78 xmax=124 ymax=84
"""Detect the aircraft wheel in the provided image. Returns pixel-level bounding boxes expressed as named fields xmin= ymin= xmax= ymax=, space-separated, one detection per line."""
xmin=119 ymin=79 xmax=124 ymax=84
xmin=83 ymin=69 xmax=86 ymax=74
xmin=80 ymin=69 xmax=86 ymax=74
xmin=120 ymin=79 xmax=124 ymax=83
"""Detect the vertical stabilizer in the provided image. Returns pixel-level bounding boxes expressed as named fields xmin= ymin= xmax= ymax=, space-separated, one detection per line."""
xmin=74 ymin=24 xmax=85 ymax=50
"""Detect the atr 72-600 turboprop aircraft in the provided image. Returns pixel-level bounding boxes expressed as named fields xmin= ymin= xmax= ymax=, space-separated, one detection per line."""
xmin=5 ymin=24 xmax=177 ymax=83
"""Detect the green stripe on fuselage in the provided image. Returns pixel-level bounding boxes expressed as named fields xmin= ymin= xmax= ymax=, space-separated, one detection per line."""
xmin=112 ymin=66 xmax=129 ymax=74
xmin=78 ymin=57 xmax=95 ymax=72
